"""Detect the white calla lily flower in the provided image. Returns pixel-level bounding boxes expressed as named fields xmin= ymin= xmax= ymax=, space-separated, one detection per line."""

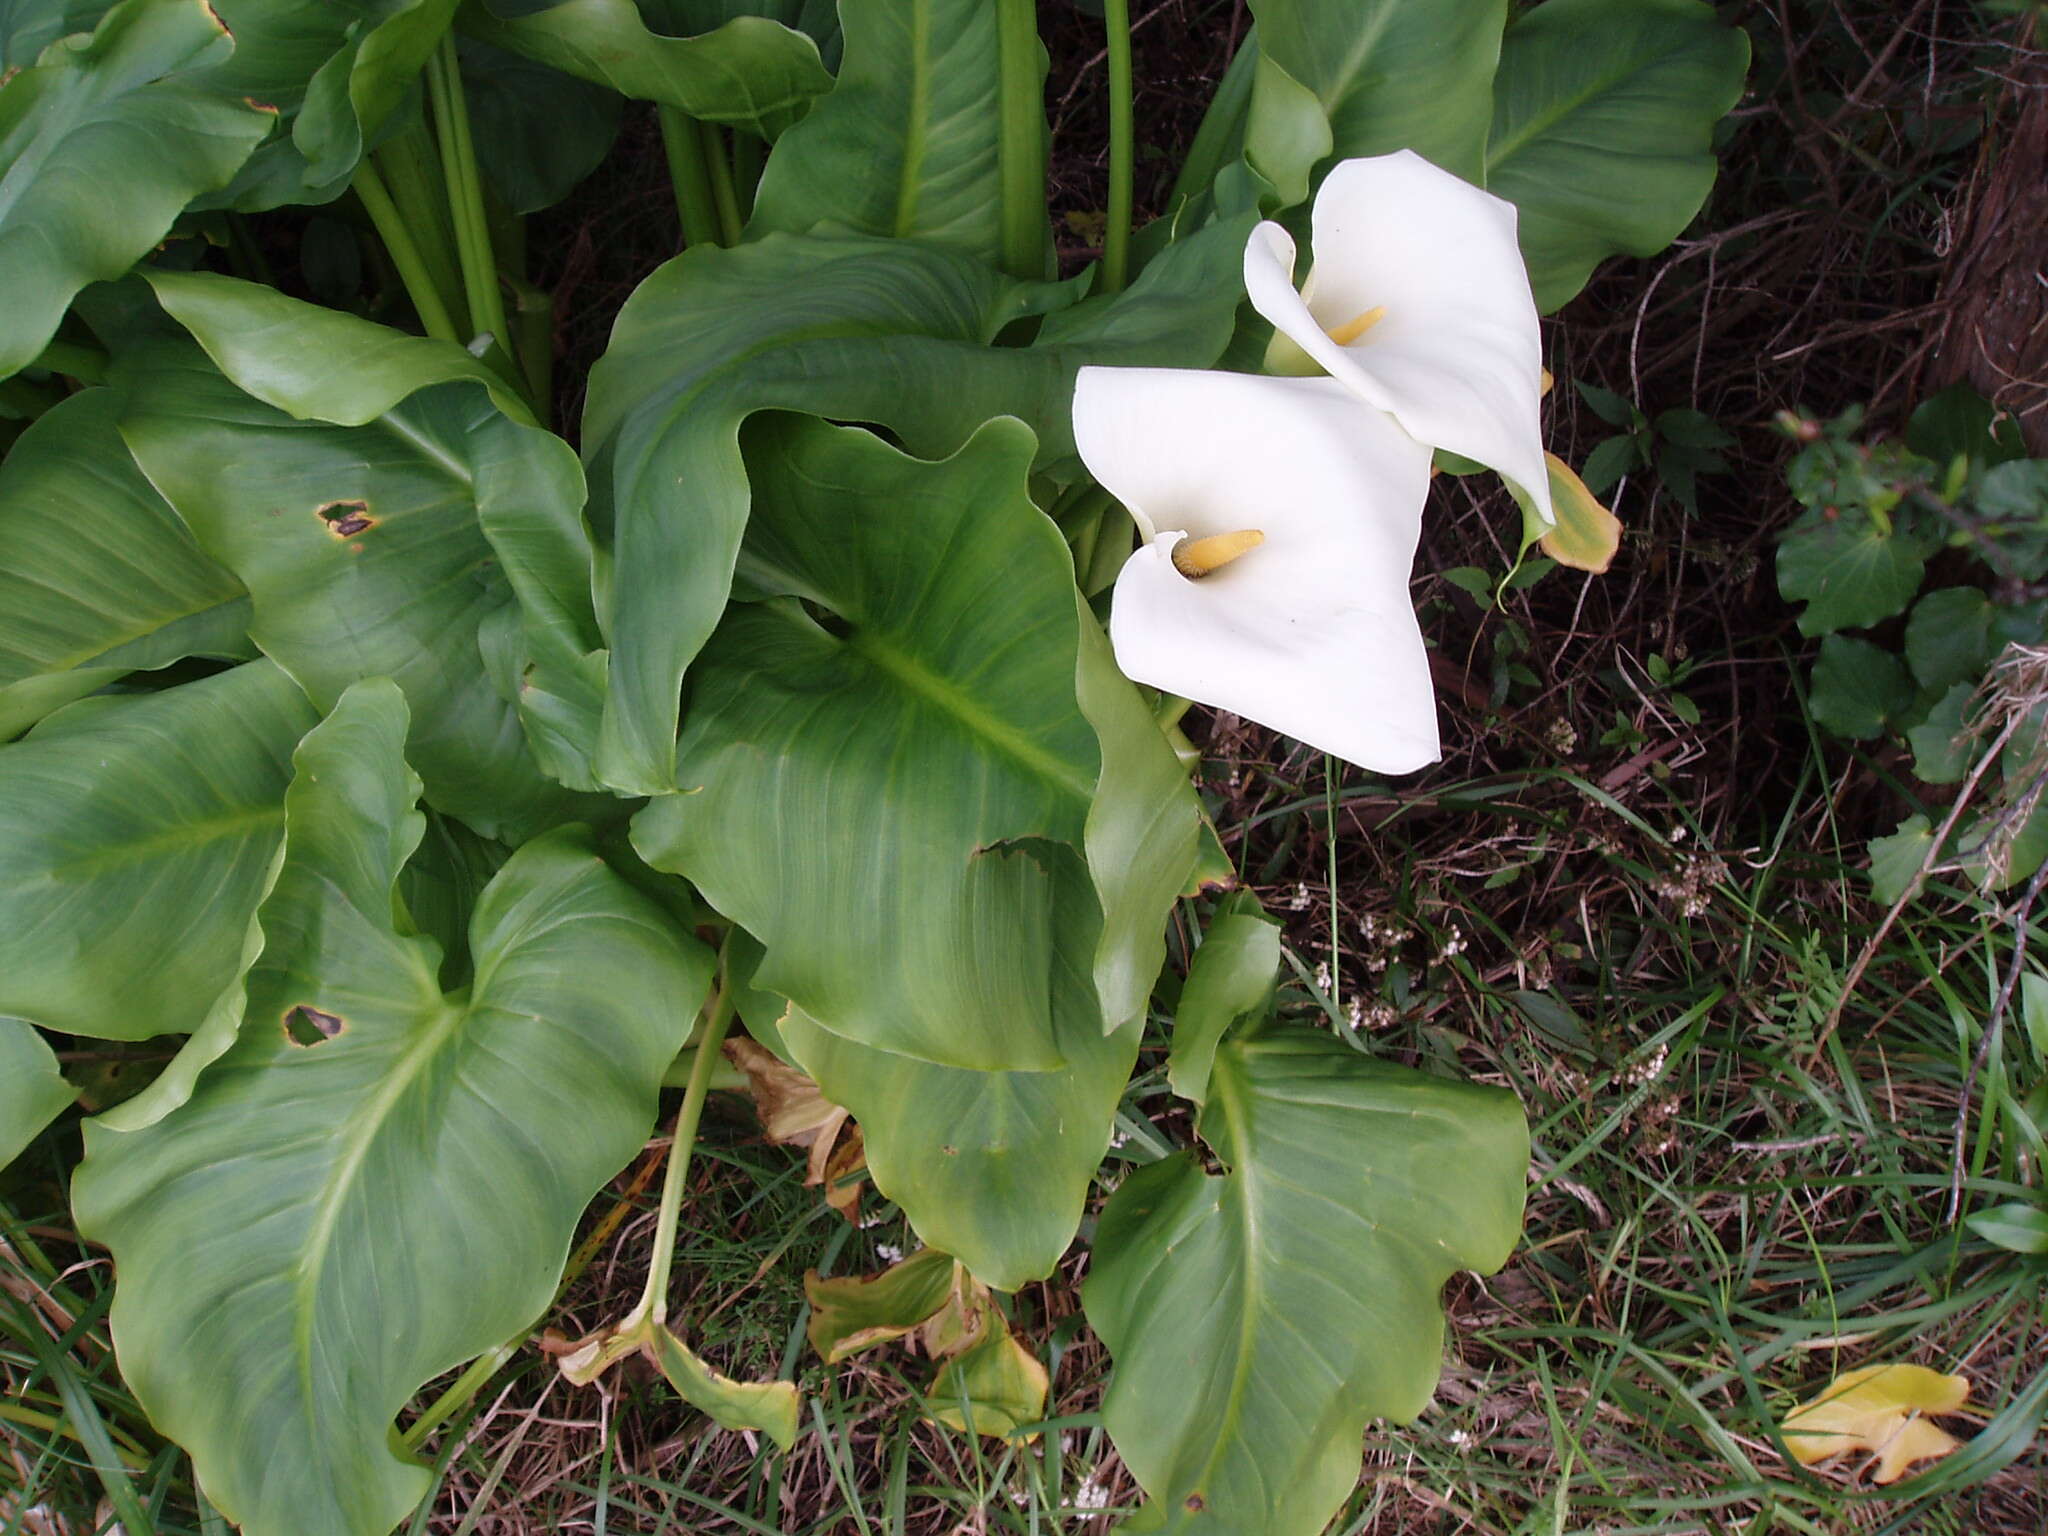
xmin=1243 ymin=149 xmax=1554 ymax=527
xmin=1073 ymin=365 xmax=1440 ymax=774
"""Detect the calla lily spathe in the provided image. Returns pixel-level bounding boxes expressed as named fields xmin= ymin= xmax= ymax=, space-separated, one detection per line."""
xmin=1244 ymin=149 xmax=1554 ymax=527
xmin=1073 ymin=366 xmax=1440 ymax=774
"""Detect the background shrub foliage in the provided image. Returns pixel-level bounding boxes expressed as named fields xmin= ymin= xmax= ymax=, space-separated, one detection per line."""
xmin=5 ymin=1 xmax=2043 ymax=1534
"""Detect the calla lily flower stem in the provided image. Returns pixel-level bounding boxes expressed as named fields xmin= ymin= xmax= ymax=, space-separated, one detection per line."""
xmin=369 ymin=126 xmax=466 ymax=325
xmin=995 ymin=0 xmax=1048 ymax=280
xmin=635 ymin=967 xmax=740 ymax=1331
xmin=658 ymin=107 xmax=728 ymax=250
xmin=399 ymin=963 xmax=741 ymax=1455
xmin=28 ymin=338 xmax=107 ymax=383
xmin=702 ymin=126 xmax=746 ymax=247
xmin=350 ymin=160 xmax=463 ymax=346
xmin=425 ymin=37 xmax=514 ymax=370
xmin=1101 ymin=0 xmax=1134 ymax=293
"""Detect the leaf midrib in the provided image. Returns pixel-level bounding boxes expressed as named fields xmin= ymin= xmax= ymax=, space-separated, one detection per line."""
xmin=1485 ymin=50 xmax=1682 ymax=175
xmin=1195 ymin=1049 xmax=1266 ymax=1509
xmin=27 ymin=805 xmax=282 ymax=877
xmin=840 ymin=625 xmax=1096 ymax=804
xmin=890 ymin=0 xmax=934 ymax=238
xmin=291 ymin=988 xmax=462 ymax=1434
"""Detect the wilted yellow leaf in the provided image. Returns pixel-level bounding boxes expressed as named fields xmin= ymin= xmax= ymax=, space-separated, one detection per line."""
xmin=725 ymin=1036 xmax=867 ymax=1218
xmin=805 ymin=1249 xmax=1047 ymax=1439
xmin=926 ymin=1297 xmax=1049 ymax=1441
xmin=1780 ymin=1363 xmax=1969 ymax=1483
xmin=1538 ymin=452 xmax=1622 ymax=574
xmin=804 ymin=1247 xmax=958 ymax=1363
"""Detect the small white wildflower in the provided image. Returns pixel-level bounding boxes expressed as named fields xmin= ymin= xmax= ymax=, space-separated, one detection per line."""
xmin=874 ymin=1243 xmax=903 ymax=1265
xmin=1346 ymin=997 xmax=1364 ymax=1031
xmin=1075 ymin=1474 xmax=1112 ymax=1511
xmin=1621 ymin=1043 xmax=1669 ymax=1087
xmin=1434 ymin=923 xmax=1466 ymax=961
xmin=1289 ymin=881 xmax=1312 ymax=911
xmin=1313 ymin=960 xmax=1332 ymax=993
xmin=1107 ymin=1127 xmax=1129 ymax=1150
xmin=1447 ymin=1428 xmax=1474 ymax=1449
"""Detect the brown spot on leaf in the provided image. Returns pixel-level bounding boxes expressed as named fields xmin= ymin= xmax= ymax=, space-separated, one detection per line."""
xmin=1184 ymin=1494 xmax=1206 ymax=1513
xmin=284 ymin=1005 xmax=344 ymax=1046
xmin=317 ymin=500 xmax=374 ymax=538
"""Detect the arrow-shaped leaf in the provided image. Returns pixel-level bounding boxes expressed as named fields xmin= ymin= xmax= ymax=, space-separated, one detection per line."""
xmin=748 ymin=0 xmax=1008 ymax=259
xmin=633 ymin=413 xmax=1198 ymax=1073
xmin=1483 ymin=0 xmax=1749 ymax=313
xmin=115 ymin=331 xmax=595 ymax=837
xmin=73 ymin=679 xmax=713 ymax=1536
xmin=582 ymin=217 xmax=1251 ymax=793
xmin=140 ymin=271 xmax=610 ymax=792
xmin=1084 ymin=1028 xmax=1527 ymax=1535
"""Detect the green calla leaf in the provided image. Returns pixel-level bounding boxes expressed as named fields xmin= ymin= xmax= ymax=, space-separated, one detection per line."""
xmin=583 ymin=217 xmax=1251 ymax=793
xmin=141 ymin=267 xmax=533 ymax=422
xmin=1243 ymin=0 xmax=1505 ymax=204
xmin=459 ymin=0 xmax=830 ymax=139
xmin=780 ymin=1001 xmax=1140 ymax=1291
xmin=0 ymin=389 xmax=250 ymax=740
xmin=140 ymin=271 xmax=609 ymax=789
xmin=1809 ymin=634 xmax=1914 ymax=741
xmin=0 ymin=0 xmax=275 ymax=378
xmin=1483 ymin=0 xmax=1750 ymax=314
xmin=115 ymin=339 xmax=591 ymax=839
xmin=1167 ymin=898 xmax=1281 ymax=1106
xmin=748 ymin=0 xmax=1008 ymax=261
xmin=73 ymin=679 xmax=713 ymax=1536
xmin=1084 ymin=1028 xmax=1528 ymax=1536
xmin=460 ymin=33 xmax=619 ymax=214
xmin=1 ymin=0 xmax=114 ymax=68
xmin=633 ymin=413 xmax=1197 ymax=1072
xmin=0 ymin=660 xmax=317 ymax=1042
xmin=0 ymin=1020 xmax=74 ymax=1168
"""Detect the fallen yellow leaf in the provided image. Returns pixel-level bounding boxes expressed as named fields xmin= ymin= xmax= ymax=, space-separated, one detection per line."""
xmin=1780 ymin=1362 xmax=1969 ymax=1483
